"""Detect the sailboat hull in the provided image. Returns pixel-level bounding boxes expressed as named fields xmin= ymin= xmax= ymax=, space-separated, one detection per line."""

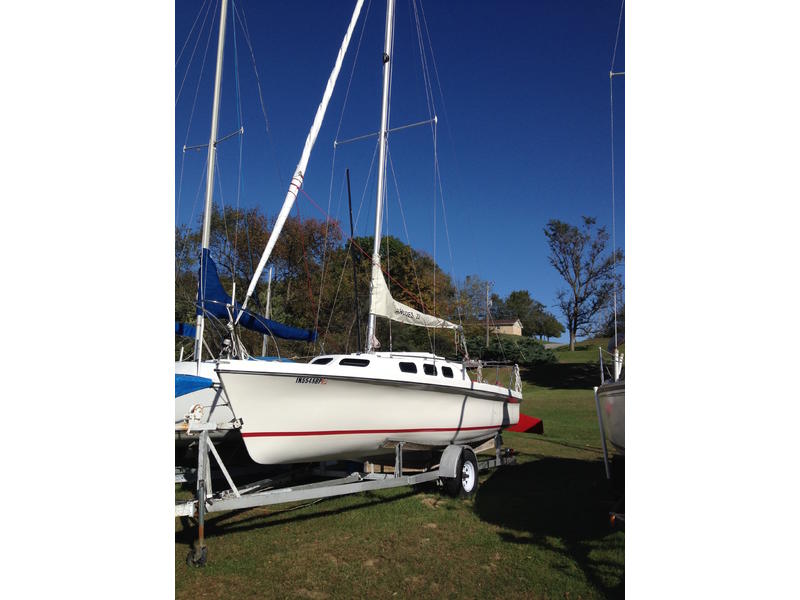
xmin=217 ymin=355 xmax=520 ymax=464
xmin=597 ymin=380 xmax=625 ymax=454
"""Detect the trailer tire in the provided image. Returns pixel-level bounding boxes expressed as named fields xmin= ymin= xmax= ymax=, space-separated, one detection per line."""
xmin=443 ymin=451 xmax=478 ymax=499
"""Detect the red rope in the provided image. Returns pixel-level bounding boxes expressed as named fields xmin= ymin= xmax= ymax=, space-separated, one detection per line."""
xmin=298 ymin=187 xmax=430 ymax=311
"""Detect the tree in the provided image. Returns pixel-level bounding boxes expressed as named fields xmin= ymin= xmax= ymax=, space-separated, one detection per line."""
xmin=490 ymin=289 xmax=565 ymax=341
xmin=544 ymin=216 xmax=623 ymax=351
xmin=464 ymin=334 xmax=556 ymax=365
xmin=599 ymin=300 xmax=624 ymax=341
xmin=457 ymin=275 xmax=492 ymax=322
xmin=535 ymin=311 xmax=565 ymax=340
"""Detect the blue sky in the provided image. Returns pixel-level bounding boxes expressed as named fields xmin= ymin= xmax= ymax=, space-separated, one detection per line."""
xmin=175 ymin=0 xmax=625 ymax=342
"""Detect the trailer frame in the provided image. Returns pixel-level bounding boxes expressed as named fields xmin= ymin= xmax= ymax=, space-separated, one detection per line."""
xmin=177 ymin=424 xmax=515 ymax=567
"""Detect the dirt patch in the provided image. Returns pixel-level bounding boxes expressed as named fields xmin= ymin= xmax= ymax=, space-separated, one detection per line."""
xmin=420 ymin=496 xmax=441 ymax=509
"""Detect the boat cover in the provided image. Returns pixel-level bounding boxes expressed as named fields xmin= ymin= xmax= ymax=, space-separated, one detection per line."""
xmin=175 ymin=322 xmax=197 ymax=338
xmin=175 ymin=374 xmax=213 ymax=398
xmin=198 ymin=248 xmax=317 ymax=342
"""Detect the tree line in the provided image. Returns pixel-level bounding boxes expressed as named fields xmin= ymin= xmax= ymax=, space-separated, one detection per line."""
xmin=176 ymin=205 xmax=622 ymax=359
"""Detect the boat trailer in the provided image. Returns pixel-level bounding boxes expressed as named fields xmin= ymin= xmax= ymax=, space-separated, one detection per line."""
xmin=176 ymin=420 xmax=516 ymax=567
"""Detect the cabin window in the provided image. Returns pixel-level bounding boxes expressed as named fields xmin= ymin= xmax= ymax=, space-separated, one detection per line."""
xmin=311 ymin=357 xmax=333 ymax=365
xmin=423 ymin=364 xmax=437 ymax=376
xmin=339 ymin=358 xmax=370 ymax=367
xmin=399 ymin=362 xmax=417 ymax=373
xmin=442 ymin=366 xmax=454 ymax=378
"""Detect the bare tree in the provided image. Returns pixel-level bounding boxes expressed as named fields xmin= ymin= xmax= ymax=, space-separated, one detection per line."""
xmin=544 ymin=217 xmax=623 ymax=351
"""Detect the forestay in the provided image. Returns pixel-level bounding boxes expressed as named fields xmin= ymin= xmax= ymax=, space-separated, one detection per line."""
xmin=369 ymin=259 xmax=459 ymax=330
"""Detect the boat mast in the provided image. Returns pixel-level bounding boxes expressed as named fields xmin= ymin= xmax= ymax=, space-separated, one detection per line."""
xmin=365 ymin=0 xmax=396 ymax=353
xmin=194 ymin=0 xmax=229 ymax=365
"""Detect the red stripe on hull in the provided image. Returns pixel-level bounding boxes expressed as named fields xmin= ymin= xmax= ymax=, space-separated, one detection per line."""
xmin=241 ymin=424 xmax=504 ymax=438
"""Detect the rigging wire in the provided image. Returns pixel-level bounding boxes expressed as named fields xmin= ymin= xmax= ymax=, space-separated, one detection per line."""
xmin=213 ymin=158 xmax=232 ymax=273
xmin=609 ymin=0 xmax=624 ymax=348
xmin=176 ymin=0 xmax=217 ymax=107
xmin=418 ymin=0 xmax=464 ymax=297
xmin=406 ymin=0 xmax=441 ymax=352
xmin=320 ymin=141 xmax=381 ymax=350
xmin=321 ymin=176 xmax=352 ymax=350
xmin=384 ymin=190 xmax=392 ymax=350
xmin=233 ymin=1 xmax=287 ymax=198
xmin=230 ymin=1 xmax=295 ymax=320
xmin=300 ymin=186 xmax=430 ymax=312
xmin=231 ymin=0 xmax=245 ymax=300
xmin=611 ymin=0 xmax=625 ymax=72
xmin=293 ymin=201 xmax=317 ymax=325
xmin=176 ymin=0 xmax=211 ymax=67
xmin=386 ymin=148 xmax=434 ymax=351
xmin=315 ymin=0 xmax=373 ymax=353
xmin=176 ymin=0 xmax=219 ymax=227
xmin=413 ymin=0 xmax=464 ymax=337
xmin=187 ymin=158 xmax=209 ymax=235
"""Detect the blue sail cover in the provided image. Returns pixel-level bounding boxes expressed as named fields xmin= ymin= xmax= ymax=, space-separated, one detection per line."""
xmin=175 ymin=322 xmax=197 ymax=338
xmin=175 ymin=374 xmax=213 ymax=397
xmin=197 ymin=248 xmax=317 ymax=342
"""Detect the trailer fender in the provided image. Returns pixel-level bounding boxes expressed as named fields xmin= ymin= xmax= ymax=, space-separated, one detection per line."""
xmin=438 ymin=445 xmax=476 ymax=479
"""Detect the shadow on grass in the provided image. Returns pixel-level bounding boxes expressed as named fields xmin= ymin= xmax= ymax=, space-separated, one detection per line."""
xmin=475 ymin=457 xmax=624 ymax=599
xmin=176 ymin=488 xmax=420 ymax=549
xmin=524 ymin=362 xmax=599 ymax=389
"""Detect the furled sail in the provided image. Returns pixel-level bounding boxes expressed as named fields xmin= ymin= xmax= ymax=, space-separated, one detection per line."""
xmin=368 ymin=259 xmax=459 ymax=330
xmin=198 ymin=249 xmax=317 ymax=342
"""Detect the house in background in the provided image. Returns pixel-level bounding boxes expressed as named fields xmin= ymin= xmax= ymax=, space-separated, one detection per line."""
xmin=491 ymin=318 xmax=523 ymax=336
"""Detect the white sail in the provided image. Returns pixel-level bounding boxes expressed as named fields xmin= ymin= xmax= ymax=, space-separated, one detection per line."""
xmin=369 ymin=259 xmax=459 ymax=330
xmin=239 ymin=0 xmax=365 ymax=317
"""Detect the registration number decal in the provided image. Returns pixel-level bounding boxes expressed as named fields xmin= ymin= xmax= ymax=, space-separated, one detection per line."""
xmin=295 ymin=376 xmax=327 ymax=385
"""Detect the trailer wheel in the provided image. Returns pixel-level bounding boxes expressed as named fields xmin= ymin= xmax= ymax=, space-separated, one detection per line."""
xmin=443 ymin=451 xmax=478 ymax=499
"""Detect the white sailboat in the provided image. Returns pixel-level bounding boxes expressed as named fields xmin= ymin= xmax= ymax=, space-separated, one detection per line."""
xmin=216 ymin=0 xmax=521 ymax=466
xmin=175 ymin=0 xmax=365 ymax=447
xmin=597 ymin=345 xmax=624 ymax=453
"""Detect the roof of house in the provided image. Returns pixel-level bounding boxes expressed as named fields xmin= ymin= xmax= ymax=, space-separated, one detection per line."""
xmin=492 ymin=319 xmax=522 ymax=326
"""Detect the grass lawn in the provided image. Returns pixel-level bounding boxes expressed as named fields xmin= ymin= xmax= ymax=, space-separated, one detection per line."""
xmin=176 ymin=350 xmax=624 ymax=599
xmin=550 ymin=338 xmax=625 ymax=365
